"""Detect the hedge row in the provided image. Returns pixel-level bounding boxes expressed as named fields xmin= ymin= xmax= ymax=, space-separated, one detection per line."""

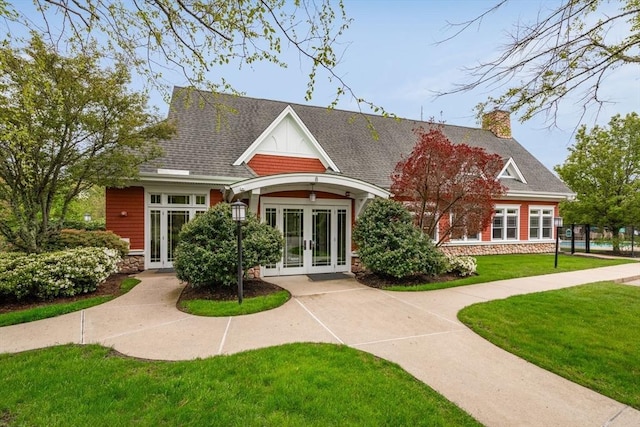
xmin=0 ymin=247 xmax=121 ymax=300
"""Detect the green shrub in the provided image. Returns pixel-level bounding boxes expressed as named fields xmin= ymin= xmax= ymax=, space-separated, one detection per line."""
xmin=353 ymin=199 xmax=446 ymax=278
xmin=0 ymin=247 xmax=120 ymax=300
xmin=61 ymin=219 xmax=106 ymax=231
xmin=174 ymin=203 xmax=283 ymax=288
xmin=48 ymin=229 xmax=129 ymax=257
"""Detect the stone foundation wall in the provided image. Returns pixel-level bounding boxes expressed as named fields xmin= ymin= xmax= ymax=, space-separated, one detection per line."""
xmin=247 ymin=266 xmax=261 ymax=279
xmin=118 ymin=255 xmax=145 ymax=274
xmin=352 ymin=243 xmax=556 ymax=272
xmin=351 ymin=256 xmax=365 ymax=273
xmin=440 ymin=243 xmax=556 ymax=257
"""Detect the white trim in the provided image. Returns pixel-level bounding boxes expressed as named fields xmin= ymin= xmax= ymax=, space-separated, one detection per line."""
xmin=501 ymin=190 xmax=574 ymax=201
xmin=138 ymin=172 xmax=239 ymax=185
xmin=492 ymin=205 xmax=521 ymax=241
xmin=232 ymin=105 xmax=340 ymax=172
xmin=528 ymin=205 xmax=556 ymax=241
xmin=498 ymin=158 xmax=527 ymax=183
xmin=227 ymin=173 xmax=389 ymax=199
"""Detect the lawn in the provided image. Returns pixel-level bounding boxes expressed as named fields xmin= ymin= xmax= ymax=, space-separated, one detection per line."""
xmin=179 ymin=290 xmax=290 ymax=316
xmin=0 ymin=343 xmax=481 ymax=427
xmin=384 ymin=253 xmax=635 ymax=291
xmin=0 ymin=277 xmax=140 ymax=327
xmin=459 ymin=282 xmax=640 ymax=409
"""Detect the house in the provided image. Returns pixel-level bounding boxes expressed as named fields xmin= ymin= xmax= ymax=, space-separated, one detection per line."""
xmin=107 ymin=87 xmax=573 ymax=275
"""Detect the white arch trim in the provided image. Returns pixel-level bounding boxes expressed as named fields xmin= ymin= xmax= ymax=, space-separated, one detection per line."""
xmin=227 ymin=173 xmax=389 ymax=199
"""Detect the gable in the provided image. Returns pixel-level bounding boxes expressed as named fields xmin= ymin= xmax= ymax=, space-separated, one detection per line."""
xmin=498 ymin=158 xmax=527 ymax=184
xmin=233 ymin=105 xmax=339 ymax=173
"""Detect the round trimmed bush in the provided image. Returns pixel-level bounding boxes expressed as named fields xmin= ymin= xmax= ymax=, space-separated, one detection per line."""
xmin=174 ymin=203 xmax=283 ymax=288
xmin=353 ymin=198 xmax=446 ymax=278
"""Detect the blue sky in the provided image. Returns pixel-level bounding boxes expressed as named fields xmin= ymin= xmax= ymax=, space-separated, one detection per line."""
xmin=7 ymin=0 xmax=640 ymax=170
xmin=156 ymin=0 xmax=638 ymax=171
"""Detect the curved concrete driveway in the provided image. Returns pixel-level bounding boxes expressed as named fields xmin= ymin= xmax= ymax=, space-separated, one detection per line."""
xmin=1 ymin=263 xmax=640 ymax=426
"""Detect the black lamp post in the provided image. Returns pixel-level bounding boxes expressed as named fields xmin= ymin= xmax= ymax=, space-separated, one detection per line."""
xmin=231 ymin=200 xmax=247 ymax=304
xmin=554 ymin=216 xmax=563 ymax=268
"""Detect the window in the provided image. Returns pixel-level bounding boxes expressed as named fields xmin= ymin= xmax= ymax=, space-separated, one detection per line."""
xmin=492 ymin=207 xmax=519 ymax=240
xmin=150 ymin=194 xmax=161 ymax=204
xmin=449 ymin=212 xmax=480 ymax=242
xmin=529 ymin=208 xmax=553 ymax=239
xmin=195 ymin=195 xmax=206 ymax=205
xmin=168 ymin=195 xmax=190 ymax=205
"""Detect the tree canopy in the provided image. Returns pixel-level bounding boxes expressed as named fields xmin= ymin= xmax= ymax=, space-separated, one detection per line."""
xmin=441 ymin=0 xmax=639 ymax=125
xmin=1 ymin=0 xmax=390 ymax=118
xmin=390 ymin=125 xmax=506 ymax=246
xmin=555 ymin=112 xmax=640 ymax=252
xmin=0 ymin=35 xmax=174 ymax=253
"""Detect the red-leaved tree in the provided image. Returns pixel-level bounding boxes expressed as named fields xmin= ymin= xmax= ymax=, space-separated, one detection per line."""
xmin=391 ymin=125 xmax=506 ymax=246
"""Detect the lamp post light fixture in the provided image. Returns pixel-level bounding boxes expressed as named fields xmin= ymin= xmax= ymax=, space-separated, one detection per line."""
xmin=231 ymin=200 xmax=247 ymax=304
xmin=554 ymin=216 xmax=563 ymax=268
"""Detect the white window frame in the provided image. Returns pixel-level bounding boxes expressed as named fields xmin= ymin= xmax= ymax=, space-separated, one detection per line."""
xmin=449 ymin=212 xmax=481 ymax=242
xmin=529 ymin=206 xmax=554 ymax=240
xmin=492 ymin=205 xmax=520 ymax=241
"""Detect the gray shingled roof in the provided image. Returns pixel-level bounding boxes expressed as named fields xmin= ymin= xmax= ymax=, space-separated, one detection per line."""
xmin=141 ymin=87 xmax=571 ymax=195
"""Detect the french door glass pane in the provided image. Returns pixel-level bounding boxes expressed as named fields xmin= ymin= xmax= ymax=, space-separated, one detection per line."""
xmin=265 ymin=208 xmax=278 ymax=268
xmin=150 ymin=210 xmax=161 ymax=263
xmin=283 ymin=208 xmax=303 ymax=268
xmin=312 ymin=209 xmax=331 ymax=267
xmin=167 ymin=210 xmax=190 ymax=262
xmin=337 ymin=209 xmax=347 ymax=266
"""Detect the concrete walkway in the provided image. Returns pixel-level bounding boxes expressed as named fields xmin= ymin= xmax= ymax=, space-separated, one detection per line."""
xmin=1 ymin=263 xmax=640 ymax=426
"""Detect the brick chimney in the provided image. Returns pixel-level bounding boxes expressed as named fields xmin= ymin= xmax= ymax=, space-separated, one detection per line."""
xmin=482 ymin=110 xmax=512 ymax=138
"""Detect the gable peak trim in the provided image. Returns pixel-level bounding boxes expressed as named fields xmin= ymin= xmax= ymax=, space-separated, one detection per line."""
xmin=232 ymin=105 xmax=340 ymax=172
xmin=498 ymin=157 xmax=527 ymax=184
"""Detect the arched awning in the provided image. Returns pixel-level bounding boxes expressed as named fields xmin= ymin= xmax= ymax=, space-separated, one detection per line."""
xmin=225 ymin=172 xmax=389 ymax=216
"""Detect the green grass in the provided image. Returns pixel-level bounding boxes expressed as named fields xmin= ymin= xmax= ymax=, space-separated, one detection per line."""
xmin=385 ymin=253 xmax=635 ymax=291
xmin=0 ymin=277 xmax=140 ymax=327
xmin=459 ymin=282 xmax=640 ymax=409
xmin=0 ymin=343 xmax=481 ymax=426
xmin=180 ymin=290 xmax=290 ymax=316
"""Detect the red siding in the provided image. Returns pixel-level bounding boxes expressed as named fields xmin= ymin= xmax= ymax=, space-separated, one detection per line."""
xmin=106 ymin=187 xmax=145 ymax=251
xmin=210 ymin=189 xmax=224 ymax=206
xmin=248 ymin=154 xmax=326 ymax=176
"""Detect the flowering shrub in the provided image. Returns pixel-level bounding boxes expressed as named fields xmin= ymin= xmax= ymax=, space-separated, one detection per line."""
xmin=0 ymin=247 xmax=120 ymax=300
xmin=445 ymin=254 xmax=477 ymax=277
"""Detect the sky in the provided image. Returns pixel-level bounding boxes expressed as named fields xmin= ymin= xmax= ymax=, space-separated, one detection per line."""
xmin=6 ymin=0 xmax=640 ymax=171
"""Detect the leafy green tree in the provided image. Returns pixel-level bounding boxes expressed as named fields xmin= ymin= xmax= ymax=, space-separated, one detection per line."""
xmin=441 ymin=0 xmax=639 ymax=124
xmin=0 ymin=35 xmax=174 ymax=253
xmin=174 ymin=203 xmax=283 ymax=288
xmin=555 ymin=113 xmax=640 ymax=253
xmin=2 ymin=1 xmax=390 ymax=119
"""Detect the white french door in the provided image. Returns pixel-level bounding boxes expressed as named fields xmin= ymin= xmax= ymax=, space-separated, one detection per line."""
xmin=262 ymin=198 xmax=350 ymax=276
xmin=146 ymin=192 xmax=208 ymax=269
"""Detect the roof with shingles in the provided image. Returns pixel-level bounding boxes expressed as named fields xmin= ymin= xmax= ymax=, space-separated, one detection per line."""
xmin=142 ymin=87 xmax=572 ymax=195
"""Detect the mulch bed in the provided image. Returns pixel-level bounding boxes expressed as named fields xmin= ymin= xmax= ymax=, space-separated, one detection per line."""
xmin=355 ymin=271 xmax=463 ymax=288
xmin=0 ymin=273 xmax=129 ymax=314
xmin=177 ymin=279 xmax=285 ymax=304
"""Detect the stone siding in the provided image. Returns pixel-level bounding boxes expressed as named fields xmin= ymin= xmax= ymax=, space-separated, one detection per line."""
xmin=118 ymin=255 xmax=145 ymax=274
xmin=441 ymin=243 xmax=556 ymax=257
